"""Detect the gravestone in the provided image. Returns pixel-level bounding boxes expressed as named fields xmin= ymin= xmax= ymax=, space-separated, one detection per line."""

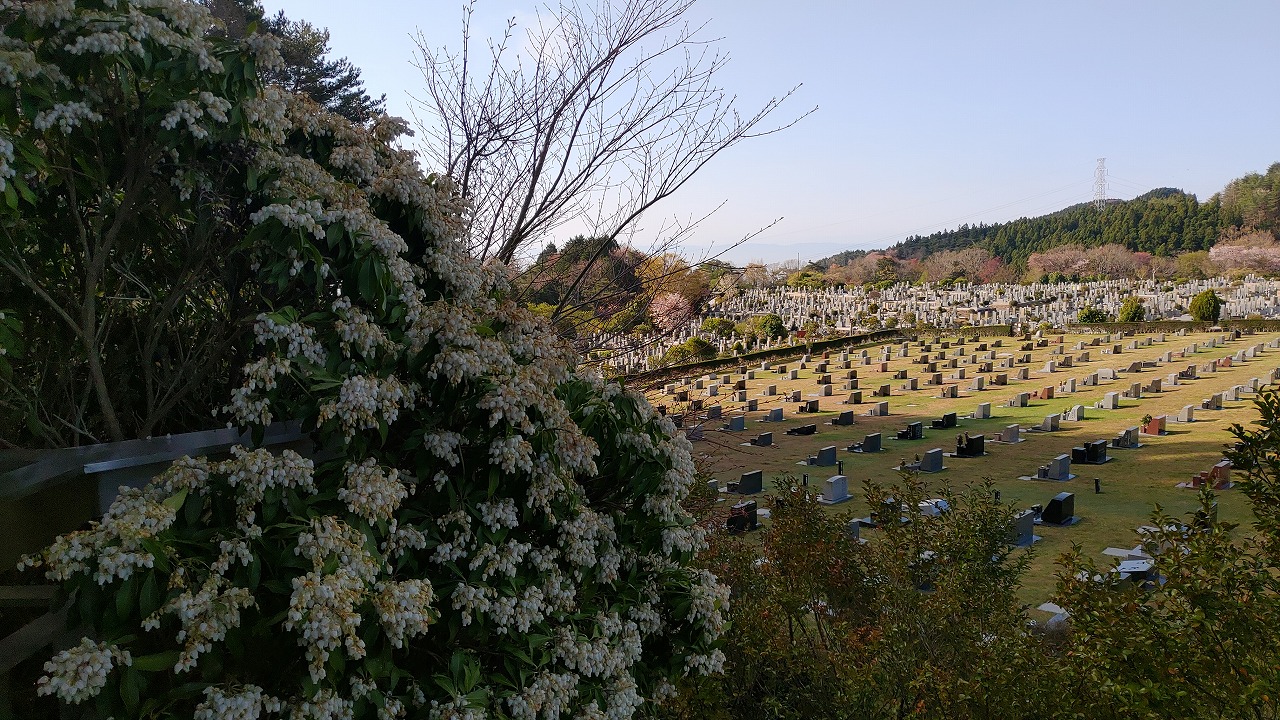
xmin=1002 ymin=424 xmax=1022 ymax=443
xmin=1042 ymin=492 xmax=1075 ymax=525
xmin=1036 ymin=454 xmax=1072 ymax=481
xmin=897 ymin=421 xmax=924 ymax=440
xmin=738 ymin=470 xmax=763 ymax=494
xmin=844 ymin=391 xmax=863 ymax=405
xmin=1064 ymin=404 xmax=1085 ymax=421
xmin=1176 ymin=405 xmax=1195 ymax=423
xmin=811 ymin=446 xmax=838 ymax=467
xmin=973 ymin=402 xmax=991 ymax=419
xmin=955 ymin=433 xmax=985 ymax=458
xmin=1009 ymin=509 xmax=1036 ymax=546
xmin=831 ymin=410 xmax=855 ymax=426
xmin=747 ymin=399 xmax=759 ymax=411
xmin=930 ymin=412 xmax=958 ymax=430
xmin=1142 ymin=415 xmax=1167 ymax=436
xmin=752 ymin=431 xmax=773 ymax=447
xmin=764 ymin=407 xmax=784 ymax=422
xmin=870 ymin=401 xmax=889 ymax=416
xmin=858 ymin=432 xmax=883 ymax=452
xmin=1097 ymin=392 xmax=1119 ymax=410
xmin=724 ymin=415 xmax=746 ymax=431
xmin=820 ymin=474 xmax=852 ymax=504
xmin=1041 ymin=413 xmax=1060 ymax=432
xmin=727 ymin=500 xmax=758 ymax=533
xmin=1086 ymin=438 xmax=1109 ymax=463
xmin=1112 ymin=427 xmax=1140 ymax=449
xmin=919 ymin=448 xmax=945 ymax=473
xmin=939 ymin=384 xmax=958 ymax=399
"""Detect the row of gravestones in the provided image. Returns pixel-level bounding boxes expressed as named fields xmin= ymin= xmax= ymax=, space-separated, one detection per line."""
xmin=683 ymin=331 xmax=1258 ymax=446
xmin=604 ymin=277 xmax=1280 ymax=374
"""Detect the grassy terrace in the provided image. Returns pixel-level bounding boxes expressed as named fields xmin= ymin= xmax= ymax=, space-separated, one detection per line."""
xmin=646 ymin=329 xmax=1280 ymax=609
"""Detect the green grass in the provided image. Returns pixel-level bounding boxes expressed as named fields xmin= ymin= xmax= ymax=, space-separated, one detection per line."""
xmin=653 ymin=331 xmax=1276 ymax=610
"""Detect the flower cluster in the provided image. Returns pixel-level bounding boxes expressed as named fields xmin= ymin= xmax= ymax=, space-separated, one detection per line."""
xmin=35 ymin=638 xmax=131 ymax=705
xmin=18 ymin=485 xmax=174 ymax=584
xmin=151 ymin=575 xmax=258 ymax=673
xmin=193 ymin=684 xmax=283 ymax=720
xmin=372 ymin=579 xmax=437 ymax=648
xmin=316 ymin=374 xmax=419 ymax=440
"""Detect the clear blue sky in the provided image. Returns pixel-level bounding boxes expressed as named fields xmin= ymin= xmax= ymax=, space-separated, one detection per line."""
xmin=265 ymin=0 xmax=1280 ymax=265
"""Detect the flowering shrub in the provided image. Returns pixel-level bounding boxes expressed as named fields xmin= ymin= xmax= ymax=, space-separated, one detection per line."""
xmin=1 ymin=0 xmax=278 ymax=444
xmin=13 ymin=2 xmax=726 ymax=717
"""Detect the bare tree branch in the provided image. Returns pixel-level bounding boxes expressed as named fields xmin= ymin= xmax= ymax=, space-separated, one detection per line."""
xmin=412 ymin=0 xmax=813 ymax=266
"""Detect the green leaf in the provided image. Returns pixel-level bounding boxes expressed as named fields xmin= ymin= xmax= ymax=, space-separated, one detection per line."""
xmin=119 ymin=666 xmax=141 ymax=712
xmin=358 ymin=257 xmax=376 ymax=303
xmin=131 ymin=651 xmax=180 ymax=672
xmin=139 ymin=572 xmax=161 ymax=619
xmin=115 ymin=575 xmax=137 ymax=618
xmin=162 ymin=488 xmax=188 ymax=513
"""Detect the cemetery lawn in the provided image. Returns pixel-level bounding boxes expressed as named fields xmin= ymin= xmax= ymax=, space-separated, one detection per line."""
xmin=646 ymin=330 xmax=1276 ymax=611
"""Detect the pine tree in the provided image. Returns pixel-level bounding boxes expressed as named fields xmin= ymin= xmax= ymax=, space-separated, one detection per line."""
xmin=202 ymin=0 xmax=386 ymax=124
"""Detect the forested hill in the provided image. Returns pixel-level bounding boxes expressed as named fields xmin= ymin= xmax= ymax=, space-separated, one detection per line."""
xmin=892 ymin=189 xmax=1220 ymax=267
xmin=811 ymin=188 xmax=1224 ymax=269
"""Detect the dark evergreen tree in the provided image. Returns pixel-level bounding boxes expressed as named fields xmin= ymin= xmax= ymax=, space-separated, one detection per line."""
xmin=1189 ymin=289 xmax=1223 ymax=323
xmin=261 ymin=11 xmax=386 ymax=124
xmin=202 ymin=0 xmax=386 ymax=124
